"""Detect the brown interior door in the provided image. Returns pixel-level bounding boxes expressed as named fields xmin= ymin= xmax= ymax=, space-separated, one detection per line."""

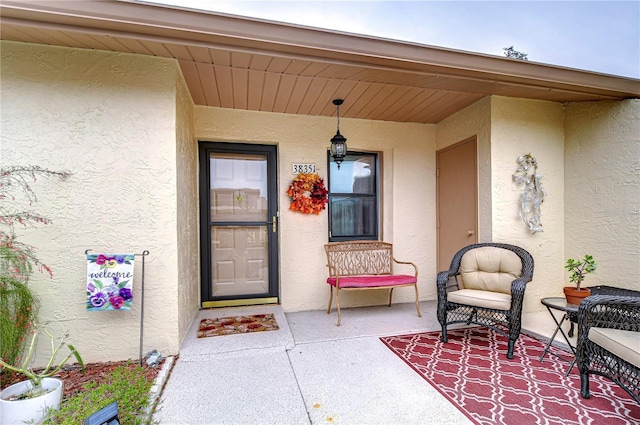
xmin=436 ymin=137 xmax=478 ymax=272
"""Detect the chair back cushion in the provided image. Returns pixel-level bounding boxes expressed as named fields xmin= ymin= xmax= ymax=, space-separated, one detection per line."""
xmin=459 ymin=247 xmax=521 ymax=294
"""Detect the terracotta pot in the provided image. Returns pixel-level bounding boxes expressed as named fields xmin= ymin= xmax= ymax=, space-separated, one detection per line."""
xmin=563 ymin=286 xmax=591 ymax=306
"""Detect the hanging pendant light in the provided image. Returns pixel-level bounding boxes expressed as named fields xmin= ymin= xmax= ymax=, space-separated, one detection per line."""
xmin=330 ymin=99 xmax=347 ymax=169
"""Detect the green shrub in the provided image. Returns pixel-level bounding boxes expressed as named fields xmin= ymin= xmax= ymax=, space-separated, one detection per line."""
xmin=0 ymin=264 xmax=38 ymax=386
xmin=44 ymin=364 xmax=155 ymax=424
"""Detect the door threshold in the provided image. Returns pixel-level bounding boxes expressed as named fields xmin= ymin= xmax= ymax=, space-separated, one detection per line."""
xmin=202 ymin=297 xmax=279 ymax=309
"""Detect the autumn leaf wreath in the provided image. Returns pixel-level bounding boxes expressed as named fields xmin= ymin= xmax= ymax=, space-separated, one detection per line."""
xmin=286 ymin=173 xmax=328 ymax=215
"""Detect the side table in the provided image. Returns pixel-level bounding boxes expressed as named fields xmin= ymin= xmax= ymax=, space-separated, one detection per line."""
xmin=539 ymin=297 xmax=579 ymax=376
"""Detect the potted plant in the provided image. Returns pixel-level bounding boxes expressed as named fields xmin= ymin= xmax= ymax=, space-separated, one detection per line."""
xmin=0 ymin=320 xmax=84 ymax=425
xmin=563 ymin=254 xmax=596 ymax=305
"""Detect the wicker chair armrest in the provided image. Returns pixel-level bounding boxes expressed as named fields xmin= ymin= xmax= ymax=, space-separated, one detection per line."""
xmin=578 ymin=295 xmax=640 ymax=335
xmin=507 ymin=278 xmax=529 ymax=315
xmin=510 ymin=278 xmax=529 ymax=296
xmin=436 ymin=270 xmax=460 ymax=292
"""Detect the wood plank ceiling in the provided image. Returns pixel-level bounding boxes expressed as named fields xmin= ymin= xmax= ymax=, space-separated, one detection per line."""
xmin=1 ymin=1 xmax=638 ymax=124
xmin=176 ymin=52 xmax=487 ymax=123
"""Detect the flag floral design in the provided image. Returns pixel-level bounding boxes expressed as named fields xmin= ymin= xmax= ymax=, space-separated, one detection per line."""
xmin=86 ymin=253 xmax=135 ymax=311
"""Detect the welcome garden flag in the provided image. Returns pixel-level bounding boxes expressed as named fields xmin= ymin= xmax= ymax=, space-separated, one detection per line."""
xmin=86 ymin=253 xmax=135 ymax=311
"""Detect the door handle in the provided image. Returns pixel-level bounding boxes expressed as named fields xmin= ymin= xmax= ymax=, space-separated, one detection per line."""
xmin=267 ymin=215 xmax=277 ymax=233
xmin=468 ymin=230 xmax=474 ymax=236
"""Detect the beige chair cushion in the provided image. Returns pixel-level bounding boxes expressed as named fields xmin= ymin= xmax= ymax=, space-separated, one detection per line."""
xmin=447 ymin=289 xmax=512 ymax=311
xmin=588 ymin=327 xmax=640 ymax=368
xmin=459 ymin=247 xmax=521 ymax=294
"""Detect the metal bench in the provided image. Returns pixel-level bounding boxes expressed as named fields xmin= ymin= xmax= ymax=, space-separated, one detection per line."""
xmin=324 ymin=241 xmax=420 ymax=326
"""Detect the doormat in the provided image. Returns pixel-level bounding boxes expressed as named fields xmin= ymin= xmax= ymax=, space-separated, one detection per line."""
xmin=380 ymin=328 xmax=640 ymax=425
xmin=197 ymin=314 xmax=279 ymax=338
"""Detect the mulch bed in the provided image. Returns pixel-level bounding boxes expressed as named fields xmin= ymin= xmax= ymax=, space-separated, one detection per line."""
xmin=1 ymin=359 xmax=164 ymax=400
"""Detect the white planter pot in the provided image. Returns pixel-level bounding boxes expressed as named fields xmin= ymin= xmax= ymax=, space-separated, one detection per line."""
xmin=0 ymin=377 xmax=63 ymax=424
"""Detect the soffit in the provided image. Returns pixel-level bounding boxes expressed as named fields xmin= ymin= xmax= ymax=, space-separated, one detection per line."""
xmin=1 ymin=0 xmax=638 ymax=124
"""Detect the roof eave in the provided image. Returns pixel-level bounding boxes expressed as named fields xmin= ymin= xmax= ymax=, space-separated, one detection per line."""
xmin=1 ymin=0 xmax=638 ymax=100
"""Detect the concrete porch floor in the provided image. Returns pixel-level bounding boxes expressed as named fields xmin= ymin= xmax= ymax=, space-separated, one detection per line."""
xmin=152 ymin=300 xmax=576 ymax=425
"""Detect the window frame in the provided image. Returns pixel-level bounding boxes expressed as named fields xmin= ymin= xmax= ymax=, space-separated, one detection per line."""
xmin=327 ymin=150 xmax=380 ymax=242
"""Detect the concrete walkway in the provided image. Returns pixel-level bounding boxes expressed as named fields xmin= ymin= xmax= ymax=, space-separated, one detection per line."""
xmin=152 ymin=301 xmax=571 ymax=425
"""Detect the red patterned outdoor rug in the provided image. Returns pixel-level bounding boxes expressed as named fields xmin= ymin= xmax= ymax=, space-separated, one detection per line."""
xmin=381 ymin=328 xmax=640 ymax=425
xmin=197 ymin=314 xmax=279 ymax=338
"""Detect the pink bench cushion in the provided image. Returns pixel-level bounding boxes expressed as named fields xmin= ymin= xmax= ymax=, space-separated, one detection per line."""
xmin=327 ymin=275 xmax=416 ymax=288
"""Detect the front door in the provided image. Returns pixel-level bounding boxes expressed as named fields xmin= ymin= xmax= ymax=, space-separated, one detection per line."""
xmin=436 ymin=137 xmax=478 ymax=273
xmin=199 ymin=142 xmax=279 ymax=308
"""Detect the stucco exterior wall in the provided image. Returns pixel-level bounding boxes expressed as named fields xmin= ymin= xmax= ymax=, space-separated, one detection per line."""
xmin=564 ymin=99 xmax=640 ymax=291
xmin=1 ymin=41 xmax=184 ymax=364
xmin=4 ymin=39 xmax=637 ymax=366
xmin=490 ymin=96 xmax=566 ymax=313
xmin=195 ymin=106 xmax=436 ymax=311
xmin=436 ymin=97 xmax=492 ymax=243
xmin=174 ymin=71 xmax=200 ymax=345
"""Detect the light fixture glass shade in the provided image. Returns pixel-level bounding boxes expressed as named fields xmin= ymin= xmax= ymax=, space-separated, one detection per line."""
xmin=330 ymin=131 xmax=347 ymax=168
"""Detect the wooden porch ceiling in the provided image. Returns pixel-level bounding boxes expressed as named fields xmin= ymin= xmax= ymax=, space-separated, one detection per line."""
xmin=2 ymin=1 xmax=638 ymax=124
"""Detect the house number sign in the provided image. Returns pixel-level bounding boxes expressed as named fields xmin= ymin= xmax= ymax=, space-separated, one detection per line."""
xmin=292 ymin=163 xmax=316 ymax=174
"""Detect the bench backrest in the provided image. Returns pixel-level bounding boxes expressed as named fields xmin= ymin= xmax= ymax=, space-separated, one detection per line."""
xmin=325 ymin=241 xmax=393 ymax=276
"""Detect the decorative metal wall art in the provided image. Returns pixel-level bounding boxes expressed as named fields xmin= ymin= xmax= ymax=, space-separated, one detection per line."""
xmin=512 ymin=153 xmax=546 ymax=233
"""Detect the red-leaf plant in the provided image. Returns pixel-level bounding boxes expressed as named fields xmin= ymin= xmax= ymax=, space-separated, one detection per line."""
xmin=0 ymin=166 xmax=71 ymax=386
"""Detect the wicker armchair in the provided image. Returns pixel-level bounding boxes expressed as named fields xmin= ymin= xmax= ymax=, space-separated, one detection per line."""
xmin=436 ymin=243 xmax=534 ymax=359
xmin=577 ymin=295 xmax=640 ymax=403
